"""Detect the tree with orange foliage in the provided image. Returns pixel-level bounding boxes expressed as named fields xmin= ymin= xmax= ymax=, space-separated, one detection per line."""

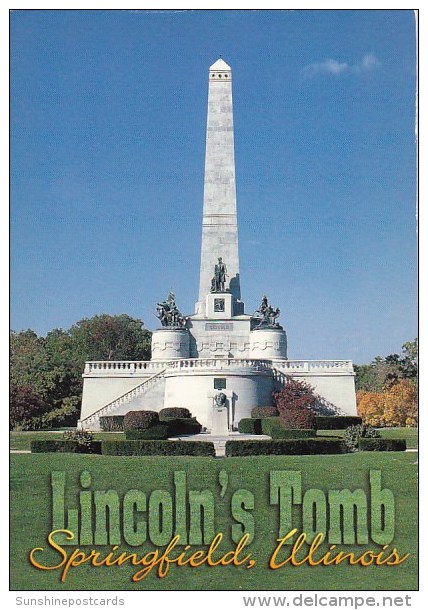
xmin=356 ymin=391 xmax=386 ymax=427
xmin=383 ymin=379 xmax=417 ymax=427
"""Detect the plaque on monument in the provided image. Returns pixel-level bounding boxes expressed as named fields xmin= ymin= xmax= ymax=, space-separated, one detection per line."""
xmin=205 ymin=323 xmax=233 ymax=331
xmin=214 ymin=378 xmax=227 ymax=390
xmin=214 ymin=298 xmax=225 ymax=312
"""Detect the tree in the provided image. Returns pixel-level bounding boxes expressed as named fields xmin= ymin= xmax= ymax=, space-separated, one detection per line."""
xmin=10 ymin=314 xmax=152 ymax=430
xmin=273 ymin=378 xmax=317 ymax=429
xmin=69 ymin=314 xmax=151 ymax=363
xmin=10 ymin=330 xmax=53 ymax=399
xmin=383 ymin=380 xmax=417 ymax=427
xmin=356 ymin=391 xmax=386 ymax=427
xmin=10 ymin=383 xmax=49 ymax=430
xmin=354 ymin=338 xmax=418 ymax=392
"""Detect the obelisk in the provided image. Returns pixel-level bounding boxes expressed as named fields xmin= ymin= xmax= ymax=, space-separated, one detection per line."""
xmin=196 ymin=58 xmax=243 ymax=316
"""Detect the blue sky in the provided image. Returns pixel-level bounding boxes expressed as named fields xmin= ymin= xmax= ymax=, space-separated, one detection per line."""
xmin=10 ymin=9 xmax=417 ymax=363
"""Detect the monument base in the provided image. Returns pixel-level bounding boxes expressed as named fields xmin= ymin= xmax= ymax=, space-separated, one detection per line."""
xmin=79 ymin=358 xmax=357 ymax=431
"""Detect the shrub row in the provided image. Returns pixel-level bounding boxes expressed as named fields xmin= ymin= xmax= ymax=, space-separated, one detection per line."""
xmin=101 ymin=410 xmax=199 ymax=436
xmin=123 ymin=418 xmax=202 ymax=440
xmin=251 ymin=406 xmax=278 ymax=419
xmin=30 ymin=437 xmax=405 ymax=455
xmin=125 ymin=425 xmax=170 ymax=440
xmin=30 ymin=440 xmax=102 ymax=454
xmin=262 ymin=419 xmax=315 ymax=439
xmin=101 ymin=440 xmax=215 ymax=457
xmin=123 ymin=410 xmax=158 ymax=431
xmin=316 ymin=416 xmax=363 ymax=430
xmin=358 ymin=438 xmax=406 ymax=452
xmin=164 ymin=417 xmax=202 ymax=435
xmin=159 ymin=408 xmax=191 ymax=420
xmin=238 ymin=417 xmax=316 ymax=439
xmin=238 ymin=418 xmax=262 ymax=434
xmin=99 ymin=415 xmax=125 ymax=432
xmin=225 ymin=438 xmax=345 ymax=457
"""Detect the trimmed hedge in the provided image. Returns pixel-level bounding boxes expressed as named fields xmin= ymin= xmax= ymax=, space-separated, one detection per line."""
xmin=359 ymin=438 xmax=406 ymax=452
xmin=166 ymin=417 xmax=202 ymax=436
xmin=262 ymin=418 xmax=315 ymax=439
xmin=159 ymin=408 xmax=191 ymax=420
xmin=101 ymin=440 xmax=215 ymax=457
xmin=225 ymin=438 xmax=345 ymax=457
xmin=316 ymin=416 xmax=362 ymax=430
xmin=99 ymin=415 xmax=125 ymax=432
xmin=31 ymin=440 xmax=102 ymax=454
xmin=251 ymin=406 xmax=279 ymax=419
xmin=123 ymin=410 xmax=159 ymax=432
xmin=238 ymin=418 xmax=262 ymax=434
xmin=125 ymin=424 xmax=170 ymax=440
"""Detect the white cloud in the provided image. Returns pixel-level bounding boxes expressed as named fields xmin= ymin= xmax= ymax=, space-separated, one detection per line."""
xmin=303 ymin=53 xmax=381 ymax=78
xmin=359 ymin=53 xmax=381 ymax=71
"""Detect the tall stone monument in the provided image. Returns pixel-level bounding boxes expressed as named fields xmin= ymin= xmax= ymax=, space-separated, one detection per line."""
xmin=78 ymin=59 xmax=357 ymax=432
xmin=196 ymin=59 xmax=243 ymax=317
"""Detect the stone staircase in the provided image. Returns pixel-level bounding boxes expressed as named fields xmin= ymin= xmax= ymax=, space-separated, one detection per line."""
xmin=78 ymin=369 xmax=166 ymax=430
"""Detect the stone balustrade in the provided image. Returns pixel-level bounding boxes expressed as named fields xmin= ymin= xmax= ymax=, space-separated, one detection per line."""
xmin=167 ymin=358 xmax=273 ymax=370
xmin=272 ymin=359 xmax=354 ymax=373
xmin=84 ymin=358 xmax=354 ymax=376
xmin=83 ymin=360 xmax=172 ymax=374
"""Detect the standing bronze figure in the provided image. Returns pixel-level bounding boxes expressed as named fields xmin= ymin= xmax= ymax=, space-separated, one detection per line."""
xmin=211 ymin=257 xmax=228 ymax=292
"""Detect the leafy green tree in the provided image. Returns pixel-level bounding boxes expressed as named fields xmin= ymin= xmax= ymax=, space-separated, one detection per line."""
xmin=355 ymin=338 xmax=418 ymax=392
xmin=69 ymin=314 xmax=151 ymax=363
xmin=10 ymin=330 xmax=53 ymax=399
xmin=10 ymin=314 xmax=152 ymax=430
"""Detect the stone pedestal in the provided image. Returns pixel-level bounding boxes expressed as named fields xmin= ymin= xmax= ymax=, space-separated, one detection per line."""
xmin=206 ymin=292 xmax=234 ymax=318
xmin=151 ymin=328 xmax=190 ymax=361
xmin=249 ymin=328 xmax=288 ymax=359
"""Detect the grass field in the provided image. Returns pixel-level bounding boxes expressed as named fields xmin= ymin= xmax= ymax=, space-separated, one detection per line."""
xmin=318 ymin=427 xmax=418 ymax=449
xmin=10 ymin=450 xmax=418 ymax=591
xmin=9 ymin=431 xmax=124 ymax=451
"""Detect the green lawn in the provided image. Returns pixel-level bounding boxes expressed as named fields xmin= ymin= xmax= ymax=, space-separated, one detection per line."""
xmin=10 ymin=431 xmax=125 ymax=451
xmin=318 ymin=427 xmax=418 ymax=449
xmin=10 ymin=451 xmax=418 ymax=591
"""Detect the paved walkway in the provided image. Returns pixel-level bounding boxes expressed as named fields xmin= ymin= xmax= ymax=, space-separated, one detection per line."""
xmin=173 ymin=432 xmax=271 ymax=456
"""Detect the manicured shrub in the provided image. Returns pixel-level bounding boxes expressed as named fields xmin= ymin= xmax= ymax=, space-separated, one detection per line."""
xmin=238 ymin=418 xmax=262 ymax=434
xmin=123 ymin=410 xmax=159 ymax=432
xmin=343 ymin=424 xmax=380 ymax=451
xmin=260 ymin=417 xmax=280 ymax=435
xmin=261 ymin=417 xmax=315 ymax=439
xmin=159 ymin=408 xmax=191 ymax=420
xmin=251 ymin=406 xmax=279 ymax=419
xmin=63 ymin=429 xmax=94 ymax=447
xmin=225 ymin=438 xmax=345 ymax=457
xmin=31 ymin=440 xmax=102 ymax=454
xmin=101 ymin=440 xmax=215 ymax=457
xmin=125 ymin=424 xmax=170 ymax=440
xmin=99 ymin=415 xmax=125 ymax=432
xmin=166 ymin=417 xmax=202 ymax=436
xmin=316 ymin=416 xmax=362 ymax=430
xmin=358 ymin=438 xmax=406 ymax=452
